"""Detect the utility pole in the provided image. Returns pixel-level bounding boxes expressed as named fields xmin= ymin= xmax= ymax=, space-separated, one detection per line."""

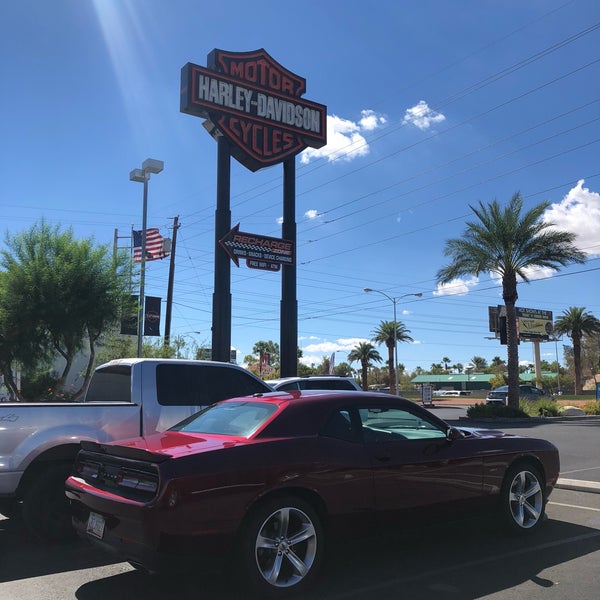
xmin=164 ymin=215 xmax=180 ymax=346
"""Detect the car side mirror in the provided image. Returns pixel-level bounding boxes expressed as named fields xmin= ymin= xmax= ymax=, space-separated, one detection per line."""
xmin=446 ymin=427 xmax=464 ymax=441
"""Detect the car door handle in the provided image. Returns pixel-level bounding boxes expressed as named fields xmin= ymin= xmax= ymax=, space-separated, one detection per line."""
xmin=373 ymin=454 xmax=391 ymax=462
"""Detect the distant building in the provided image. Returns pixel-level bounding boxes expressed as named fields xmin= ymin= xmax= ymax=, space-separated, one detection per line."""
xmin=411 ymin=372 xmax=555 ymax=392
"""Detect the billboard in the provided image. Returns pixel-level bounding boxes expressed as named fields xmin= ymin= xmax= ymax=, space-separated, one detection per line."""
xmin=181 ymin=49 xmax=327 ymax=172
xmin=516 ymin=307 xmax=553 ymax=340
xmin=488 ymin=305 xmax=553 ymax=342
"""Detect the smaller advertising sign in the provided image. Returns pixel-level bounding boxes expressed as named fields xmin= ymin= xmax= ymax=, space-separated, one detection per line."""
xmin=516 ymin=307 xmax=553 ymax=340
xmin=219 ymin=223 xmax=294 ymax=271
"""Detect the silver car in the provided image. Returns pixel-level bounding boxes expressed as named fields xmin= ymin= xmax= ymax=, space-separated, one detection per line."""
xmin=268 ymin=376 xmax=362 ymax=392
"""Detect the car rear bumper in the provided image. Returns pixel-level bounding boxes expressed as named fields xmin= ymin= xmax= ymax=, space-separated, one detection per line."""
xmin=66 ymin=481 xmax=234 ymax=573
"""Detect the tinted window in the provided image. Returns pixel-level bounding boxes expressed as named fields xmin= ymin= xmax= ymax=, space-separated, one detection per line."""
xmin=275 ymin=381 xmax=300 ymax=391
xmin=156 ymin=364 xmax=269 ymax=406
xmin=321 ymin=409 xmax=357 ymax=442
xmin=359 ymin=406 xmax=446 ymax=441
xmin=304 ymin=379 xmax=356 ymax=390
xmin=84 ymin=365 xmax=132 ymax=403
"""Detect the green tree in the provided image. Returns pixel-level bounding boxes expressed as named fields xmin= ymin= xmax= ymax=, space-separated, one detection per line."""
xmin=441 ymin=357 xmax=451 ymax=371
xmin=554 ymin=307 xmax=600 ymax=394
xmin=437 ymin=194 xmax=585 ymax=408
xmin=470 ymin=356 xmax=488 ymax=371
xmin=0 ymin=221 xmax=131 ymax=400
xmin=371 ymin=320 xmax=413 ymax=395
xmin=348 ymin=342 xmax=382 ymax=391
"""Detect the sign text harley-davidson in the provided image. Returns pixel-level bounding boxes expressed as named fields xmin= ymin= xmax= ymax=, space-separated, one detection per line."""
xmin=181 ymin=49 xmax=327 ymax=171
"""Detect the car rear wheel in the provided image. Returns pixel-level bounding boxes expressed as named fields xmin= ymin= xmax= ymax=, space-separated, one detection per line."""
xmin=239 ymin=495 xmax=324 ymax=596
xmin=501 ymin=463 xmax=545 ymax=533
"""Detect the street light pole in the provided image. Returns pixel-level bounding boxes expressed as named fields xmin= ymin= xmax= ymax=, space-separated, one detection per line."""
xmin=364 ymin=288 xmax=423 ymax=395
xmin=130 ymin=158 xmax=164 ymax=358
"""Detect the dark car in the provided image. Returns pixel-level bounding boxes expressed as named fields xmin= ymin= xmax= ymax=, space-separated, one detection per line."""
xmin=486 ymin=384 xmax=546 ymax=405
xmin=66 ymin=391 xmax=559 ymax=596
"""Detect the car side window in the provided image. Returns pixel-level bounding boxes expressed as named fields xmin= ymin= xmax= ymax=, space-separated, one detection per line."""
xmin=156 ymin=364 xmax=269 ymax=406
xmin=321 ymin=409 xmax=357 ymax=442
xmin=359 ymin=406 xmax=447 ymax=442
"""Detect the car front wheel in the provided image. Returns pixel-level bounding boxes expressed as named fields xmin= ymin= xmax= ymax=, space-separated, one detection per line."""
xmin=239 ymin=495 xmax=324 ymax=596
xmin=501 ymin=463 xmax=545 ymax=533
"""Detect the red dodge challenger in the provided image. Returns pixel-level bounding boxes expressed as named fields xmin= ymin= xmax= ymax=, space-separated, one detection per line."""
xmin=65 ymin=391 xmax=559 ymax=596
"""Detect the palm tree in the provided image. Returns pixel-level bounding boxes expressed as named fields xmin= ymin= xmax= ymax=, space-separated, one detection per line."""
xmin=348 ymin=342 xmax=382 ymax=391
xmin=371 ymin=320 xmax=413 ymax=395
xmin=471 ymin=356 xmax=488 ymax=371
xmin=554 ymin=307 xmax=600 ymax=394
xmin=441 ymin=357 xmax=451 ymax=371
xmin=437 ymin=193 xmax=585 ymax=409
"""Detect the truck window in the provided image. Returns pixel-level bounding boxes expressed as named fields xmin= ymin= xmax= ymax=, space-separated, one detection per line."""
xmin=155 ymin=364 xmax=269 ymax=406
xmin=84 ymin=365 xmax=132 ymax=403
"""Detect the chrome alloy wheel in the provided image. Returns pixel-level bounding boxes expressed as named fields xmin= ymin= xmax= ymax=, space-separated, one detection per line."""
xmin=254 ymin=505 xmax=318 ymax=588
xmin=507 ymin=469 xmax=543 ymax=529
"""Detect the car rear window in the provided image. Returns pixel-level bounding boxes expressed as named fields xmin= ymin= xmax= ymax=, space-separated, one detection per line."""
xmin=170 ymin=401 xmax=279 ymax=437
xmin=303 ymin=379 xmax=357 ymax=390
xmin=84 ymin=365 xmax=132 ymax=402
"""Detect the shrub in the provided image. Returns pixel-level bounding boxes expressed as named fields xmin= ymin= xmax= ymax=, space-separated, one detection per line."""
xmin=522 ymin=398 xmax=561 ymax=417
xmin=582 ymin=401 xmax=600 ymax=416
xmin=466 ymin=402 xmax=529 ymax=419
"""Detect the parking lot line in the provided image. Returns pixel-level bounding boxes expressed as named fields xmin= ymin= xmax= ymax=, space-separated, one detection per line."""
xmin=329 ymin=530 xmax=600 ymax=599
xmin=556 ymin=478 xmax=600 ymax=493
xmin=549 ymin=501 xmax=600 ymax=512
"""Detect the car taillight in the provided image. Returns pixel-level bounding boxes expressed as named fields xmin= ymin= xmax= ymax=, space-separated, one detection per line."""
xmin=116 ymin=470 xmax=158 ymax=494
xmin=75 ymin=460 xmax=101 ymax=480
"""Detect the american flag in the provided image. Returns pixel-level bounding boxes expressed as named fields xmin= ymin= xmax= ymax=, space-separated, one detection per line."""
xmin=132 ymin=228 xmax=167 ymax=262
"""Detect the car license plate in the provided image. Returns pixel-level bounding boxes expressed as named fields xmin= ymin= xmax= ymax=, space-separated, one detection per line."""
xmin=86 ymin=512 xmax=105 ymax=539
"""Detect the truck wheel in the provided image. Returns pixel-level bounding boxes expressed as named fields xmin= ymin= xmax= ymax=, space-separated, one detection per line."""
xmin=22 ymin=463 xmax=76 ymax=542
xmin=0 ymin=498 xmax=21 ymax=520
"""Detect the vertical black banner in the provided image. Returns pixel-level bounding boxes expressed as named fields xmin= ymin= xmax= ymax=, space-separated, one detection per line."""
xmin=120 ymin=294 xmax=138 ymax=335
xmin=144 ymin=296 xmax=161 ymax=336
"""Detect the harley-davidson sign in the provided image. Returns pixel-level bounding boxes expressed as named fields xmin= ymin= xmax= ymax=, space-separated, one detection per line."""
xmin=181 ymin=49 xmax=327 ymax=171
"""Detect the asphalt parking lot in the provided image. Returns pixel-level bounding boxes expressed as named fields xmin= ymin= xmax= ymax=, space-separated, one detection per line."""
xmin=1 ymin=486 xmax=599 ymax=599
xmin=1 ymin=412 xmax=599 ymax=599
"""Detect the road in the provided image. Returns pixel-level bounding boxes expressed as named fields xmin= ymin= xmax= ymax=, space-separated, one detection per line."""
xmin=1 ymin=414 xmax=599 ymax=599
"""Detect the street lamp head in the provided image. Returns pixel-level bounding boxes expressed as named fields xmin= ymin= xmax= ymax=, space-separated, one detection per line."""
xmin=129 ymin=168 xmax=145 ymax=183
xmin=364 ymin=288 xmax=373 ymax=293
xmin=142 ymin=158 xmax=164 ymax=174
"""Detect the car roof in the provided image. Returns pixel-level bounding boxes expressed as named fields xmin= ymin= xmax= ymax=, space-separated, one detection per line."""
xmin=219 ymin=390 xmax=448 ymax=437
xmin=268 ymin=376 xmax=354 ymax=384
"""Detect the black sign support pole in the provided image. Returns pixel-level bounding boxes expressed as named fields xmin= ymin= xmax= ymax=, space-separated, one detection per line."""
xmin=280 ymin=157 xmax=297 ymax=377
xmin=212 ymin=136 xmax=232 ymax=362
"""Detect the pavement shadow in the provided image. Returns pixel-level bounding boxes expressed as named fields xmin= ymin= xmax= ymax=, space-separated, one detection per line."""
xmin=73 ymin=517 xmax=600 ymax=600
xmin=0 ymin=515 xmax=120 ymax=583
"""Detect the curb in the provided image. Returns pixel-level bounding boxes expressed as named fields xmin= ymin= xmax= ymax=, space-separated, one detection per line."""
xmin=555 ymin=478 xmax=600 ymax=494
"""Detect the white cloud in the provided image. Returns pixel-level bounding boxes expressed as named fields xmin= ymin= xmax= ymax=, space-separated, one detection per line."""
xmin=543 ymin=179 xmax=600 ymax=256
xmin=300 ymin=110 xmax=386 ymax=165
xmin=304 ymin=209 xmax=320 ymax=219
xmin=402 ymin=100 xmax=445 ymax=130
xmin=433 ymin=277 xmax=478 ymax=296
xmin=359 ymin=109 xmax=387 ymax=131
xmin=299 ymin=337 xmax=368 ymax=365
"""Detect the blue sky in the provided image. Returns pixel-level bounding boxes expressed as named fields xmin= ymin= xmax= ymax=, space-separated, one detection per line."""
xmin=1 ymin=0 xmax=599 ymax=373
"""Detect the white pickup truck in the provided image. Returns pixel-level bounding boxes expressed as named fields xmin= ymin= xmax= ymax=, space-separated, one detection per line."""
xmin=0 ymin=358 xmax=272 ymax=540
